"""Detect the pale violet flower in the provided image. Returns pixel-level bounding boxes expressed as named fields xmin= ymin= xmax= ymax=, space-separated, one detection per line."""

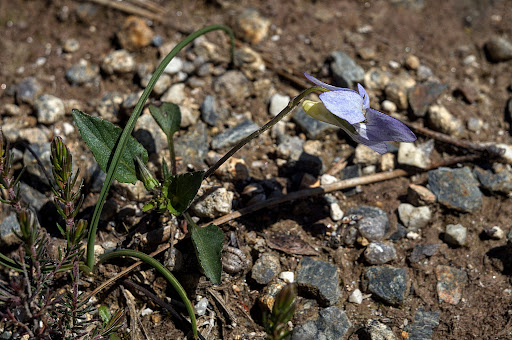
xmin=302 ymin=73 xmax=416 ymax=154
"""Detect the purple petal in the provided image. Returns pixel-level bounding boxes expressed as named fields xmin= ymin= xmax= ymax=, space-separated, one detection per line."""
xmin=363 ymin=108 xmax=417 ymax=143
xmin=338 ymin=125 xmax=389 ymax=154
xmin=304 ymin=73 xmax=356 ymax=92
xmin=319 ymin=91 xmax=366 ymax=125
xmin=357 ymin=83 xmax=370 ymax=108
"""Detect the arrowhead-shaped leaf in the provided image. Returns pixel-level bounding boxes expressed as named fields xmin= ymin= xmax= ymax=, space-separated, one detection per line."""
xmin=149 ymin=103 xmax=181 ymax=139
xmin=191 ymin=223 xmax=224 ymax=284
xmin=163 ymin=171 xmax=204 ymax=216
xmin=72 ymin=109 xmax=148 ymax=184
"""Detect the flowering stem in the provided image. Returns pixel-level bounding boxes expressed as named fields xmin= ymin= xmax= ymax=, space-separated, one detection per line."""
xmin=204 ymin=86 xmax=327 ymax=178
xmin=168 ymin=137 xmax=177 ymax=176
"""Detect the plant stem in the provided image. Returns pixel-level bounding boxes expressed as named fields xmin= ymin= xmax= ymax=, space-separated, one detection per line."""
xmin=168 ymin=137 xmax=177 ymax=176
xmin=203 ymin=86 xmax=326 ymax=179
xmin=85 ymin=24 xmax=235 ymax=271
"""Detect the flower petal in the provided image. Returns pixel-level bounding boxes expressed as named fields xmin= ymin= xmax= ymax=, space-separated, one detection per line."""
xmin=357 ymin=83 xmax=370 ymax=108
xmin=363 ymin=108 xmax=417 ymax=143
xmin=304 ymin=72 xmax=355 ymax=92
xmin=302 ymin=100 xmax=355 ymax=132
xmin=338 ymin=124 xmax=389 ymax=154
xmin=319 ymin=91 xmax=366 ymax=124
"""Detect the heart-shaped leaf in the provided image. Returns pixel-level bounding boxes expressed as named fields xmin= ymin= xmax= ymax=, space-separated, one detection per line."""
xmin=149 ymin=103 xmax=181 ymax=139
xmin=163 ymin=171 xmax=204 ymax=216
xmin=191 ymin=223 xmax=224 ymax=284
xmin=72 ymin=109 xmax=148 ymax=184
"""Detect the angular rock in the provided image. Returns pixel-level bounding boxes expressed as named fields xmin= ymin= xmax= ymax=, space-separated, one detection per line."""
xmin=398 ymin=203 xmax=431 ymax=231
xmin=444 ymin=224 xmax=467 ymax=246
xmin=66 ymin=59 xmax=100 ymax=86
xmin=365 ymin=320 xmax=396 ymax=340
xmin=16 ymin=77 xmax=43 ymax=105
xmin=330 ymin=51 xmax=365 ymax=88
xmin=364 ymin=242 xmax=397 ymax=265
xmin=405 ymin=308 xmax=441 ymax=340
xmin=347 ymin=206 xmax=390 ymax=241
xmin=408 ymin=82 xmax=448 ymax=118
xmin=297 ymin=257 xmax=340 ymax=305
xmin=364 ymin=266 xmax=407 ymax=305
xmin=293 ymin=107 xmax=333 ymax=139
xmin=474 ymin=166 xmax=512 ymax=194
xmin=427 ymin=104 xmax=463 ymax=137
xmin=0 ymin=213 xmax=22 ymax=247
xmin=163 ymin=56 xmax=184 ymax=75
xmin=211 ymin=120 xmax=259 ymax=150
xmin=19 ymin=182 xmax=49 ymax=212
xmin=35 ymin=94 xmax=66 ymax=124
xmin=407 ymin=184 xmax=436 ymax=205
xmin=190 ymin=187 xmax=233 ymax=218
xmin=23 ymin=143 xmax=52 ymax=186
xmin=409 ymin=243 xmax=440 ymax=263
xmin=292 ymin=307 xmax=351 ymax=340
xmin=251 ymin=253 xmax=281 ymax=284
xmin=389 ymin=223 xmax=407 ymax=242
xmin=435 ymin=265 xmax=467 ymax=304
xmin=397 ymin=140 xmax=434 ymax=169
xmin=428 ymin=167 xmax=482 ymax=212
xmin=485 ymin=36 xmax=512 ymax=62
xmin=348 ymin=289 xmax=363 ymax=304
xmin=175 ymin=122 xmax=208 ymax=168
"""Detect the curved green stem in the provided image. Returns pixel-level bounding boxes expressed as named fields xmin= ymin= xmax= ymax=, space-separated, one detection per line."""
xmin=204 ymin=86 xmax=327 ymax=178
xmin=97 ymin=249 xmax=198 ymax=338
xmin=85 ymin=25 xmax=235 ymax=270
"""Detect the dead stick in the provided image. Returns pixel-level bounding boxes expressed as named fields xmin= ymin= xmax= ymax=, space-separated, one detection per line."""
xmin=88 ymin=0 xmax=166 ymax=22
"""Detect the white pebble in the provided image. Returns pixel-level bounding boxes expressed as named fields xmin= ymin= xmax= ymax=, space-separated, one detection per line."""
xmin=348 ymin=289 xmax=363 ymax=304
xmin=279 ymin=271 xmax=295 ymax=283
xmin=140 ymin=308 xmax=153 ymax=317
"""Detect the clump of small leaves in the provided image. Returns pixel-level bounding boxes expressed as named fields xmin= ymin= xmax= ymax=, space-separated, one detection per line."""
xmin=263 ymin=283 xmax=297 ymax=340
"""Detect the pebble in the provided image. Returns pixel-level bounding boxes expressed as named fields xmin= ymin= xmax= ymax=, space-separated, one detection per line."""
xmin=398 ymin=203 xmax=431 ymax=231
xmin=200 ymin=95 xmax=218 ymax=126
xmin=444 ymin=224 xmax=467 ymax=246
xmin=365 ymin=320 xmax=396 ymax=340
xmin=234 ymin=8 xmax=270 ymax=44
xmin=190 ymin=187 xmax=233 ymax=218
xmin=397 ymin=139 xmax=434 ymax=169
xmin=177 ymin=105 xmax=199 ymax=128
xmin=405 ymin=308 xmax=441 ymax=340
xmin=296 ymin=256 xmax=340 ymax=305
xmin=330 ymin=51 xmax=365 ymax=88
xmin=364 ymin=67 xmax=391 ymax=90
xmin=279 ymin=271 xmax=295 ymax=283
xmin=427 ymin=105 xmax=463 ymax=137
xmin=194 ymin=297 xmax=209 ymax=316
xmin=408 ymin=82 xmax=449 ymax=118
xmin=213 ymin=70 xmax=251 ymax=104
xmin=234 ymin=46 xmax=266 ymax=79
xmin=117 ymin=16 xmax=154 ymax=50
xmin=163 ymin=56 xmax=184 ymax=75
xmin=407 ymin=184 xmax=436 ymax=205
xmin=484 ymin=226 xmax=505 ymax=240
xmin=139 ymin=73 xmax=171 ymax=95
xmin=2 ymin=103 xmax=22 ymax=116
xmin=85 ymin=162 xmax=106 ymax=193
xmin=66 ymin=59 xmax=100 ymax=85
xmin=380 ymin=153 xmax=395 ymax=171
xmin=381 ymin=100 xmax=397 ymax=113
xmin=161 ymin=83 xmax=186 ymax=105
xmin=348 ymin=288 xmax=363 ymax=304
xmin=23 ymin=143 xmax=52 ymax=185
xmin=211 ymin=120 xmax=259 ymax=150
xmin=348 ymin=205 xmax=390 ymax=241
xmin=428 ymin=167 xmax=482 ymax=212
xmin=473 ymin=165 xmax=512 ymax=195
xmin=435 ymin=265 xmax=467 ymax=304
xmin=19 ymin=182 xmax=49 ymax=212
xmin=16 ymin=77 xmax=43 ymax=105
xmin=409 ymin=243 xmax=440 ymax=263
xmin=354 ymin=144 xmax=381 ymax=165
xmin=175 ymin=122 xmax=208 ymax=168
xmin=62 ymin=38 xmax=80 ymax=53
xmin=102 ymin=50 xmax=135 ymax=74
xmin=0 ymin=213 xmax=23 ymax=247
xmin=251 ymin=253 xmax=281 ymax=284
xmin=384 ymin=83 xmax=408 ymax=110
xmin=324 ymin=195 xmax=344 ymax=221
xmin=276 ymin=135 xmax=304 ymax=160
xmin=122 ymin=90 xmax=143 ymax=110
xmin=293 ymin=106 xmax=333 ymax=139
xmin=34 ymin=94 xmax=65 ymax=124
xmin=484 ymin=36 xmax=512 ymax=62
xmin=389 ymin=223 xmax=408 ymax=242
xmin=467 ymin=117 xmax=483 ymax=132
xmin=134 ymin=111 xmax=168 ymax=154
xmin=269 ymin=93 xmax=290 ymax=117
xmin=291 ymin=307 xmax=352 ymax=340
xmin=96 ymin=92 xmax=123 ymax=120
xmin=364 ymin=241 xmax=397 ymax=264
xmin=364 ymin=266 xmax=407 ymax=305
xmin=417 ymin=65 xmax=435 ymax=81
xmin=358 ymin=46 xmax=376 ymax=60
xmin=405 ymin=55 xmax=420 ymax=70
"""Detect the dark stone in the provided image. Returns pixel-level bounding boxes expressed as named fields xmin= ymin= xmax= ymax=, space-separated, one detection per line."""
xmin=66 ymin=60 xmax=100 ymax=86
xmin=22 ymin=143 xmax=52 ymax=189
xmin=506 ymin=98 xmax=512 ymax=125
xmin=211 ymin=120 xmax=259 ymax=150
xmin=297 ymin=257 xmax=340 ymax=305
xmin=405 ymin=308 xmax=440 ymax=340
xmin=340 ymin=164 xmax=362 ymax=196
xmin=293 ymin=107 xmax=334 ymax=139
xmin=428 ymin=167 xmax=482 ymax=212
xmin=86 ymin=162 xmax=106 ymax=193
xmin=364 ymin=266 xmax=407 ymax=305
xmin=364 ymin=242 xmax=397 ymax=264
xmin=175 ymin=122 xmax=209 ymax=168
xmin=285 ymin=152 xmax=323 ymax=178
xmin=330 ymin=51 xmax=365 ymax=88
xmin=16 ymin=77 xmax=43 ymax=105
xmin=474 ymin=166 xmax=512 ymax=194
xmin=19 ymin=182 xmax=49 ymax=212
xmin=347 ymin=206 xmax=390 ymax=241
xmin=200 ymin=95 xmax=218 ymax=126
xmin=292 ymin=307 xmax=352 ymax=340
xmin=409 ymin=244 xmax=440 ymax=263
xmin=408 ymin=82 xmax=448 ymax=118
xmin=389 ymin=223 xmax=407 ymax=242
xmin=251 ymin=253 xmax=281 ymax=285
xmin=0 ymin=214 xmax=22 ymax=247
xmin=485 ymin=37 xmax=512 ymax=62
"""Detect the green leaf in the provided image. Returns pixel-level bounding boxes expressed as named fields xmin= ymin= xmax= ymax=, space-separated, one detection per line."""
xmin=162 ymin=158 xmax=171 ymax=181
xmin=149 ymin=103 xmax=181 ymax=139
xmin=163 ymin=171 xmax=204 ymax=215
xmin=98 ymin=305 xmax=110 ymax=325
xmin=72 ymin=109 xmax=148 ymax=184
xmin=191 ymin=223 xmax=224 ymax=284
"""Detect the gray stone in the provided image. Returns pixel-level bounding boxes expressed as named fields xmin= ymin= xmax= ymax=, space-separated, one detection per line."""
xmin=19 ymin=182 xmax=49 ymax=212
xmin=96 ymin=92 xmax=123 ymax=120
xmin=269 ymin=93 xmax=290 ymax=116
xmin=397 ymin=140 xmax=434 ymax=169
xmin=324 ymin=195 xmax=344 ymax=221
xmin=417 ymin=64 xmax=435 ymax=81
xmin=348 ymin=288 xmax=363 ymax=304
xmin=251 ymin=253 xmax=281 ymax=284
xmin=86 ymin=162 xmax=106 ymax=193
xmin=444 ymin=224 xmax=467 ymax=246
xmin=427 ymin=105 xmax=463 ymax=137
xmin=34 ymin=94 xmax=66 ymax=124
xmin=62 ymin=38 xmax=80 ymax=53
xmin=408 ymin=82 xmax=448 ymax=118
xmin=428 ymin=167 xmax=482 ymax=212
xmin=364 ymin=242 xmax=397 ymax=264
xmin=233 ymin=46 xmax=265 ymax=79
xmin=190 ymin=187 xmax=233 ymax=218
xmin=179 ymin=105 xmax=200 ymax=128
xmin=364 ymin=68 xmax=391 ymax=90
xmin=213 ymin=71 xmax=251 ymax=104
xmin=140 ymin=73 xmax=171 ymax=96
xmin=292 ymin=307 xmax=352 ymax=340
xmin=163 ymin=56 xmax=184 ymax=74
xmin=0 ymin=214 xmax=22 ymax=247
xmin=347 ymin=206 xmax=390 ymax=241
xmin=102 ymin=49 xmax=135 ymax=74
xmin=175 ymin=122 xmax=208 ymax=168
xmin=211 ymin=120 xmax=259 ymax=150
xmin=405 ymin=308 xmax=440 ymax=340
xmin=23 ymin=143 xmax=52 ymax=185
xmin=389 ymin=223 xmax=407 ymax=242
xmin=467 ymin=117 xmax=483 ymax=132
xmin=16 ymin=77 xmax=43 ymax=105
xmin=161 ymin=83 xmax=186 ymax=105
xmin=122 ymin=90 xmax=143 ymax=110
xmin=485 ymin=37 xmax=512 ymax=62
xmin=297 ymin=257 xmax=340 ymax=305
xmin=134 ymin=111 xmax=167 ymax=154
xmin=364 ymin=266 xmax=407 ymax=305
xmin=385 ymin=83 xmax=408 ymax=110
xmin=474 ymin=166 xmax=512 ymax=194
xmin=409 ymin=243 xmax=440 ymax=263
xmin=354 ymin=144 xmax=381 ymax=165
xmin=365 ymin=320 xmax=396 ymax=340
xmin=330 ymin=51 xmax=365 ymax=88
xmin=66 ymin=59 xmax=100 ymax=85
xmin=276 ymin=135 xmax=304 ymax=160
xmin=200 ymin=95 xmax=218 ymax=126
xmin=233 ymin=8 xmax=270 ymax=44
xmin=398 ymin=203 xmax=431 ymax=231
xmin=293 ymin=107 xmax=333 ymax=139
